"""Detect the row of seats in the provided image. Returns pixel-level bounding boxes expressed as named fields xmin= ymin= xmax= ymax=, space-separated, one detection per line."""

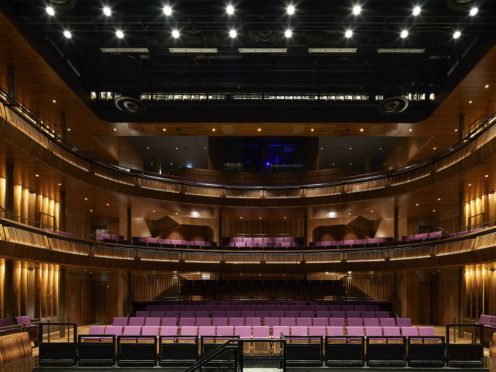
xmin=116 ymin=317 xmax=410 ymax=327
xmin=132 ymin=237 xmax=214 ymax=248
xmin=142 ymin=303 xmax=383 ymax=311
xmin=312 ymin=237 xmax=392 ymax=248
xmin=224 ymin=236 xmax=304 ymax=248
xmin=402 ymin=231 xmax=443 ymax=242
xmin=89 ymin=325 xmax=433 ymax=338
xmin=479 ymin=314 xmax=496 ymax=327
xmin=135 ymin=310 xmax=390 ymax=318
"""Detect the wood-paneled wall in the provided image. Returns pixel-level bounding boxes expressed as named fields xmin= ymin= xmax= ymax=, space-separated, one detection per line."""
xmin=162 ymin=225 xmax=214 ymax=242
xmin=465 ymin=192 xmax=496 ymax=228
xmin=222 ymin=218 xmax=304 ymax=238
xmin=12 ymin=184 xmax=59 ymax=230
xmin=347 ymin=273 xmax=393 ymax=301
xmin=463 ymin=264 xmax=496 ymax=320
xmin=0 ymin=177 xmax=5 ymax=211
xmin=132 ymin=273 xmax=180 ymax=301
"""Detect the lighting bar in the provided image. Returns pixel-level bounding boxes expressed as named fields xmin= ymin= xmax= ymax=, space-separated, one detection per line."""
xmin=169 ymin=48 xmax=218 ymax=53
xmin=308 ymin=48 xmax=357 ymax=54
xmin=101 ymin=48 xmax=149 ymax=53
xmin=238 ymin=48 xmax=287 ymax=53
xmin=377 ymin=48 xmax=425 ymax=54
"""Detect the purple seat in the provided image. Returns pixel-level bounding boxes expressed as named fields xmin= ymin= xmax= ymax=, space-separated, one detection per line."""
xmin=180 ymin=326 xmax=197 ymax=336
xmin=396 ymin=318 xmax=412 ymax=327
xmin=355 ymin=305 xmax=367 ymax=311
xmin=141 ymin=326 xmax=160 ymax=336
xmin=418 ymin=326 xmax=434 ymax=336
xmin=112 ymin=317 xmax=128 ymax=326
xmin=161 ymin=326 xmax=178 ymax=336
xmin=361 ymin=311 xmax=375 ymax=318
xmin=273 ymin=326 xmax=290 ymax=338
xmin=235 ymin=326 xmax=252 ymax=338
xmin=229 ymin=318 xmax=244 ymax=326
xmin=128 ymin=317 xmax=145 ymax=326
xmin=308 ymin=326 xmax=327 ymax=337
xmin=212 ymin=311 xmax=226 ymax=317
xmin=347 ymin=327 xmax=364 ymax=337
xmin=165 ymin=311 xmax=180 ymax=317
xmin=401 ymin=327 xmax=419 ymax=337
xmin=299 ymin=311 xmax=313 ymax=318
xmin=332 ymin=311 xmax=345 ymax=318
xmin=312 ymin=318 xmax=328 ymax=326
xmin=290 ymin=326 xmax=308 ymax=336
xmin=252 ymin=326 xmax=270 ymax=339
xmin=123 ymin=326 xmax=141 ymax=336
xmin=246 ymin=317 xmax=261 ymax=326
xmin=347 ymin=318 xmax=363 ymax=327
xmin=217 ymin=326 xmax=234 ymax=337
xmin=145 ymin=317 xmax=162 ymax=326
xmin=329 ymin=318 xmax=345 ymax=327
xmin=88 ymin=325 xmax=106 ymax=335
xmin=346 ymin=311 xmax=360 ymax=318
xmin=196 ymin=311 xmax=209 ymax=318
xmin=241 ymin=311 xmax=255 ymax=317
xmin=342 ymin=305 xmax=354 ymax=311
xmin=226 ymin=311 xmax=241 ymax=317
xmin=150 ymin=311 xmax=165 ymax=317
xmin=285 ymin=311 xmax=298 ymax=318
xmin=105 ymin=326 xmax=123 ymax=336
xmin=383 ymin=327 xmax=401 ymax=337
xmin=196 ymin=318 xmax=212 ymax=326
xmin=264 ymin=318 xmax=280 ymax=326
xmin=296 ymin=318 xmax=312 ymax=326
xmin=255 ymin=311 xmax=270 ymax=318
xmin=280 ymin=318 xmax=296 ymax=326
xmin=198 ymin=326 xmax=216 ymax=337
xmin=212 ymin=318 xmax=228 ymax=326
xmin=376 ymin=311 xmax=390 ymax=318
xmin=161 ymin=318 xmax=176 ymax=326
xmin=365 ymin=327 xmax=382 ymax=337
xmin=136 ymin=311 xmax=150 ymax=317
xmin=181 ymin=311 xmax=195 ymax=317
xmin=179 ymin=318 xmax=195 ymax=326
xmin=327 ymin=327 xmax=345 ymax=337
xmin=380 ymin=318 xmax=396 ymax=327
xmin=271 ymin=311 xmax=285 ymax=317
xmin=480 ymin=314 xmax=492 ymax=324
xmin=364 ymin=318 xmax=380 ymax=327
xmin=316 ymin=311 xmax=331 ymax=318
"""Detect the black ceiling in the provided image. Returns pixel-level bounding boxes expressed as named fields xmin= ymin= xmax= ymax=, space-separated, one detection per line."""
xmin=4 ymin=0 xmax=496 ymax=122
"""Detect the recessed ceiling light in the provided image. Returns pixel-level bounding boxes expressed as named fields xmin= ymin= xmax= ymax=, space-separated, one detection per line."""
xmin=63 ymin=30 xmax=72 ymax=39
xmin=485 ymin=84 xmax=490 ymax=89
xmin=432 ymin=146 xmax=437 ymax=150
xmin=152 ymin=210 xmax=156 ymax=213
xmin=226 ymin=4 xmax=235 ymax=15
xmin=284 ymin=29 xmax=293 ymax=38
xmin=146 ymin=146 xmax=150 ymax=150
xmin=348 ymin=212 xmax=351 ymax=216
xmin=320 ymin=147 xmax=324 ymax=151
xmin=453 ymin=30 xmax=461 ymax=39
xmin=349 ymin=147 xmax=352 ymax=150
xmin=327 ymin=211 xmax=337 ymax=218
xmin=162 ymin=128 xmax=166 ymax=132
xmin=35 ymin=174 xmax=39 ymax=178
xmin=400 ymin=29 xmax=409 ymax=39
xmin=412 ymin=5 xmax=421 ymax=16
xmin=485 ymin=174 xmax=489 ymax=178
xmin=283 ymin=216 xmax=287 ymax=220
xmin=258 ymin=216 xmax=262 ymax=220
xmin=163 ymin=5 xmax=173 ymax=16
xmin=115 ymin=29 xmax=124 ymax=39
xmin=239 ymin=216 xmax=243 ymax=220
xmin=468 ymin=100 xmax=473 ymax=104
xmin=175 ymin=146 xmax=179 ymax=150
xmin=171 ymin=29 xmax=180 ymax=39
xmin=432 ymin=209 xmax=436 ymax=213
xmin=58 ymin=183 xmax=62 ymax=186
xmin=45 ymin=6 xmax=55 ymax=16
xmin=113 ymin=128 xmax=117 ymax=132
xmin=454 ymin=128 xmax=458 ymax=132
xmin=469 ymin=6 xmax=478 ymax=16
xmin=408 ymin=128 xmax=413 ymax=132
xmin=103 ymin=6 xmax=112 ymax=17
xmin=257 ymin=128 xmax=262 ymax=132
xmin=67 ymin=128 xmax=71 ymax=132
xmin=106 ymin=203 xmax=110 ymax=206
xmin=229 ymin=29 xmax=238 ymax=39
xmin=370 ymin=210 xmax=374 ymax=213
xmin=437 ymin=197 xmax=441 ymax=201
xmin=352 ymin=4 xmax=362 ymax=15
xmin=415 ymin=203 xmax=419 ymax=207
xmin=84 ymin=197 xmax=88 ymax=201
xmin=212 ymin=128 xmax=216 ymax=132
xmin=89 ymin=209 xmax=93 ymax=213
xmin=286 ymin=4 xmax=296 ymax=15
xmin=344 ymin=29 xmax=353 ymax=39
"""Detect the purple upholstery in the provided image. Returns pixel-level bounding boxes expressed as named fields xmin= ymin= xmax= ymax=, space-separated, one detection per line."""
xmin=229 ymin=318 xmax=244 ymax=326
xmin=128 ymin=317 xmax=145 ymax=326
xmin=361 ymin=311 xmax=375 ymax=318
xmin=329 ymin=318 xmax=345 ymax=327
xmin=280 ymin=318 xmax=296 ymax=326
xmin=296 ymin=318 xmax=312 ymax=326
xmin=365 ymin=327 xmax=382 ymax=337
xmin=196 ymin=318 xmax=212 ymax=326
xmin=327 ymin=327 xmax=345 ymax=337
xmin=316 ymin=311 xmax=331 ymax=318
xmin=396 ymin=318 xmax=412 ymax=327
xmin=480 ymin=314 xmax=492 ymax=323
xmin=383 ymin=327 xmax=401 ymax=337
xmin=88 ymin=325 xmax=106 ymax=335
xmin=235 ymin=326 xmax=252 ymax=338
xmin=332 ymin=311 xmax=346 ymax=318
xmin=105 ymin=326 xmax=123 ymax=336
xmin=112 ymin=317 xmax=128 ymax=326
xmin=161 ymin=326 xmax=178 ymax=336
xmin=141 ymin=326 xmax=160 ymax=336
xmin=285 ymin=311 xmax=298 ymax=317
xmin=217 ymin=326 xmax=234 ymax=337
xmin=401 ymin=327 xmax=419 ymax=337
xmin=376 ymin=311 xmax=390 ymax=318
xmin=346 ymin=311 xmax=360 ymax=318
xmin=196 ymin=311 xmax=209 ymax=317
xmin=123 ymin=326 xmax=141 ymax=336
xmin=180 ymin=326 xmax=197 ymax=336
xmin=299 ymin=311 xmax=313 ymax=318
xmin=212 ymin=318 xmax=228 ymax=326
xmin=145 ymin=317 xmax=161 ymax=326
xmin=150 ymin=311 xmax=165 ymax=318
xmin=179 ymin=318 xmax=195 ymax=326
xmin=312 ymin=318 xmax=328 ymax=326
xmin=379 ymin=318 xmax=396 ymax=327
xmin=136 ymin=311 xmax=149 ymax=317
xmin=347 ymin=318 xmax=363 ymax=327
xmin=161 ymin=318 xmax=176 ymax=326
xmin=290 ymin=326 xmax=308 ymax=336
xmin=347 ymin=327 xmax=364 ymax=337
xmin=273 ymin=326 xmax=290 ymax=338
xmin=264 ymin=318 xmax=279 ymax=327
xmin=308 ymin=326 xmax=326 ymax=337
xmin=252 ymin=326 xmax=270 ymax=339
xmin=364 ymin=318 xmax=380 ymax=327
xmin=198 ymin=326 xmax=216 ymax=337
xmin=418 ymin=326 xmax=434 ymax=337
xmin=246 ymin=318 xmax=261 ymax=326
xmin=181 ymin=311 xmax=195 ymax=317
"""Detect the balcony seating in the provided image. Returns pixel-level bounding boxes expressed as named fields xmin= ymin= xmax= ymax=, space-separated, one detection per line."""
xmin=312 ymin=237 xmax=393 ymax=248
xmin=224 ymin=236 xmax=304 ymax=249
xmin=97 ymin=233 xmax=125 ymax=243
xmin=132 ymin=237 xmax=214 ymax=248
xmin=402 ymin=230 xmax=444 ymax=243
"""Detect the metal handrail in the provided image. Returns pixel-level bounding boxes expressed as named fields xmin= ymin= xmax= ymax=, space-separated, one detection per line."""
xmin=185 ymin=338 xmax=241 ymax=372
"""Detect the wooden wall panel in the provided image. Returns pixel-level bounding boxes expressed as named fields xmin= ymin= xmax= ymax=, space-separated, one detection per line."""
xmin=132 ymin=273 xmax=179 ymax=301
xmin=222 ymin=218 xmax=304 ymax=238
xmin=347 ymin=273 xmax=393 ymax=301
xmin=163 ymin=225 xmax=213 ymax=242
xmin=0 ymin=177 xmax=5 ymax=211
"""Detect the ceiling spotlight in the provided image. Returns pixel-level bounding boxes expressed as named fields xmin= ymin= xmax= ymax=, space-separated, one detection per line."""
xmin=103 ymin=6 xmax=112 ymax=17
xmin=163 ymin=5 xmax=173 ymax=16
xmin=485 ymin=84 xmax=490 ymax=89
xmin=228 ymin=29 xmax=237 ymax=38
xmin=286 ymin=4 xmax=296 ymax=15
xmin=344 ymin=29 xmax=353 ymax=39
xmin=115 ymin=29 xmax=124 ymax=39
xmin=284 ymin=29 xmax=293 ymax=38
xmin=63 ymin=30 xmax=72 ymax=39
xmin=171 ymin=29 xmax=180 ymax=39
xmin=45 ymin=6 xmax=55 ymax=16
xmin=352 ymin=4 xmax=362 ymax=15
xmin=469 ymin=6 xmax=478 ymax=16
xmin=400 ymin=29 xmax=409 ymax=39
xmin=453 ymin=30 xmax=461 ymax=39
xmin=226 ymin=4 xmax=235 ymax=15
xmin=359 ymin=128 xmax=364 ymax=132
xmin=412 ymin=5 xmax=421 ymax=16
xmin=257 ymin=128 xmax=262 ymax=132
xmin=212 ymin=128 xmax=216 ymax=132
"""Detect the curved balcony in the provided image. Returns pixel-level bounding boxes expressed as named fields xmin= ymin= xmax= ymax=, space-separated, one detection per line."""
xmin=1 ymin=215 xmax=495 ymax=273
xmin=1 ymin=88 xmax=496 ymax=206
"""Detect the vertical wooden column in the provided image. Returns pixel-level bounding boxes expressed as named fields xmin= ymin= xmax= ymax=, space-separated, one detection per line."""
xmin=5 ymin=162 xmax=14 ymax=216
xmin=59 ymin=189 xmax=66 ymax=231
xmin=393 ymin=206 xmax=399 ymax=241
xmin=126 ymin=207 xmax=132 ymax=241
xmin=4 ymin=259 xmax=14 ymax=319
xmin=458 ymin=191 xmax=465 ymax=231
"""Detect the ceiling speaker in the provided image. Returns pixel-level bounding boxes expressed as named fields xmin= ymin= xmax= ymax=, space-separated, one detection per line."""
xmin=114 ymin=87 xmax=146 ymax=114
xmin=377 ymin=87 xmax=409 ymax=115
xmin=47 ymin=0 xmax=77 ymax=11
xmin=445 ymin=0 xmax=477 ymax=11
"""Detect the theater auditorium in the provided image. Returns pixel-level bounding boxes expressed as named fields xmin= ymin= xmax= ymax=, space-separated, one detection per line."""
xmin=0 ymin=0 xmax=495 ymax=371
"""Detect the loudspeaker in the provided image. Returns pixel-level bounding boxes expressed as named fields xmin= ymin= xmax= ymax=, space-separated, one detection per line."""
xmin=377 ymin=87 xmax=409 ymax=115
xmin=114 ymin=86 xmax=146 ymax=114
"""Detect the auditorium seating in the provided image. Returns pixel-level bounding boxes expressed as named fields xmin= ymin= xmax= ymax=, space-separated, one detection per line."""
xmin=224 ymin=236 xmax=304 ymax=248
xmin=132 ymin=237 xmax=214 ymax=248
xmin=97 ymin=232 xmax=125 ymax=243
xmin=312 ymin=237 xmax=393 ymax=248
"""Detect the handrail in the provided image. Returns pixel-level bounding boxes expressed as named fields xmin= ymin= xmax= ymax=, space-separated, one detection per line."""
xmin=1 ymin=85 xmax=496 ymax=190
xmin=184 ymin=339 xmax=241 ymax=372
